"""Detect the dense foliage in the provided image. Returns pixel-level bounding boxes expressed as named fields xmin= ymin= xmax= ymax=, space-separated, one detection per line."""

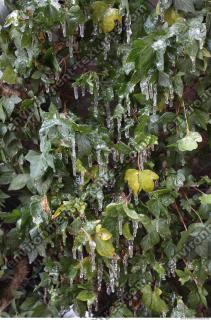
xmin=0 ymin=0 xmax=211 ymax=317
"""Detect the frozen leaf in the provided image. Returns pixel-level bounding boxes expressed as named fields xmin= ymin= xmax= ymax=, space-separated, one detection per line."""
xmin=174 ymin=0 xmax=195 ymax=13
xmin=177 ymin=131 xmax=202 ymax=152
xmin=9 ymin=174 xmax=29 ymax=191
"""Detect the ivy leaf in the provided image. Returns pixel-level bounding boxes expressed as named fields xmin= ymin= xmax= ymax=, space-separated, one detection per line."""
xmin=76 ymin=290 xmax=96 ymax=305
xmin=9 ymin=174 xmax=29 ymax=191
xmin=96 ymin=225 xmax=112 ymax=240
xmin=177 ymin=131 xmax=202 ymax=152
xmin=91 ymin=1 xmax=108 ymax=23
xmin=139 ymin=170 xmax=159 ymax=192
xmin=123 ymin=222 xmax=133 ymax=240
xmin=142 ymin=285 xmax=168 ymax=315
xmin=95 ymin=235 xmax=115 ymax=258
xmin=199 ymin=194 xmax=211 ymax=205
xmin=124 ymin=169 xmax=141 ymax=194
xmin=2 ymin=65 xmax=17 ymax=84
xmin=125 ymin=169 xmax=159 ymax=194
xmin=101 ymin=8 xmax=122 ymax=33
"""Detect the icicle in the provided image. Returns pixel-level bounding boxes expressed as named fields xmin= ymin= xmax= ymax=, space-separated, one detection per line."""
xmin=134 ymin=193 xmax=139 ymax=205
xmin=93 ymin=93 xmax=99 ymax=118
xmin=87 ymin=305 xmax=93 ymax=318
xmin=71 ymin=134 xmax=77 ymax=177
xmin=103 ymin=34 xmax=111 ymax=60
xmin=72 ymin=247 xmax=77 ymax=260
xmin=47 ymin=31 xmax=53 ymax=42
xmin=72 ymin=83 xmax=79 ymax=100
xmin=117 ymin=117 xmax=122 ymax=141
xmin=62 ymin=22 xmax=66 ymax=37
xmin=156 ymin=219 xmax=159 ymax=233
xmin=80 ymin=172 xmax=85 ymax=185
xmin=168 ymin=259 xmax=176 ymax=277
xmin=132 ymin=221 xmax=139 ymax=238
xmin=79 ymin=24 xmax=85 ymax=38
xmin=125 ymin=127 xmax=129 ymax=139
xmin=152 ymin=39 xmax=167 ymax=72
xmin=118 ymin=216 xmax=123 ymax=235
xmin=88 ymin=154 xmax=92 ymax=168
xmin=123 ymin=254 xmax=128 ymax=274
xmin=169 ymin=84 xmax=174 ymax=108
xmin=96 ymin=189 xmax=104 ymax=211
xmin=106 ymin=285 xmax=111 ymax=295
xmin=120 ymin=153 xmax=124 ymax=164
xmin=97 ymin=262 xmax=103 ymax=291
xmin=89 ymin=240 xmax=96 ymax=272
xmin=68 ymin=36 xmax=74 ymax=58
xmin=125 ymin=14 xmax=132 ymax=44
xmin=45 ymin=84 xmax=50 ymax=93
xmin=190 ymin=56 xmax=196 ymax=73
xmin=126 ymin=95 xmax=131 ymax=116
xmin=128 ymin=240 xmax=134 ymax=258
xmin=112 ymin=148 xmax=117 ymax=163
xmin=78 ymin=250 xmax=85 ymax=279
xmin=82 ymin=85 xmax=86 ymax=97
xmin=140 ymin=77 xmax=150 ymax=100
xmin=105 ymin=102 xmax=112 ymax=129
xmin=153 ymin=84 xmax=157 ymax=108
xmin=93 ymin=24 xmax=98 ymax=36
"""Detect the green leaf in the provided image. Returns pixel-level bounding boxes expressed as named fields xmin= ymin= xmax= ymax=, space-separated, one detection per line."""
xmin=142 ymin=285 xmax=168 ymax=315
xmin=2 ymin=65 xmax=17 ymax=84
xmin=123 ymin=222 xmax=133 ymax=240
xmin=95 ymin=234 xmax=115 ymax=258
xmin=76 ymin=290 xmax=96 ymax=305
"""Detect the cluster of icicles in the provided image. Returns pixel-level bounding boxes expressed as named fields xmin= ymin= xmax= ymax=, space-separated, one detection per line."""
xmin=71 ymin=220 xmax=139 ymax=316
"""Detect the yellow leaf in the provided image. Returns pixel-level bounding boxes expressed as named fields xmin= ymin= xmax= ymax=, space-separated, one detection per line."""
xmin=52 ymin=204 xmax=65 ymax=219
xmin=125 ymin=169 xmax=159 ymax=194
xmin=124 ymin=169 xmax=141 ymax=194
xmin=139 ymin=170 xmax=159 ymax=192
xmin=164 ymin=8 xmax=182 ymax=26
xmin=101 ymin=8 xmax=122 ymax=33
